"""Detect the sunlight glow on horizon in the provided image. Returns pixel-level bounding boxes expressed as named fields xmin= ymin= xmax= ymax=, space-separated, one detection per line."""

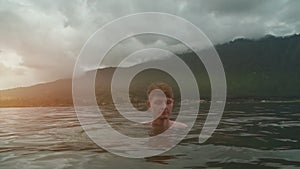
xmin=0 ymin=50 xmax=39 ymax=90
xmin=0 ymin=50 xmax=24 ymax=69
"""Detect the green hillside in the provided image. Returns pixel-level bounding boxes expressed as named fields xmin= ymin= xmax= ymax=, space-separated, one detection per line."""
xmin=1 ymin=34 xmax=299 ymax=107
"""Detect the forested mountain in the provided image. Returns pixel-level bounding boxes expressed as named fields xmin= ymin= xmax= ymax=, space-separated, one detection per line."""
xmin=1 ymin=34 xmax=299 ymax=107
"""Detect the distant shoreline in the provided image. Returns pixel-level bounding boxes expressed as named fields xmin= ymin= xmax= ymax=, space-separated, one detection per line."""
xmin=1 ymin=97 xmax=299 ymax=108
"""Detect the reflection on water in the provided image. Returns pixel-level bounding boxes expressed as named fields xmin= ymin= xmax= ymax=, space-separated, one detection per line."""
xmin=0 ymin=102 xmax=300 ymax=169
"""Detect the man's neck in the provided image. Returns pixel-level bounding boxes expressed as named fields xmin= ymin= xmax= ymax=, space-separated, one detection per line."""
xmin=152 ymin=118 xmax=171 ymax=128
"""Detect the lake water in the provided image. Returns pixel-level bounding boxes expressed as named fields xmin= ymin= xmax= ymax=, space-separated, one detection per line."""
xmin=0 ymin=102 xmax=300 ymax=169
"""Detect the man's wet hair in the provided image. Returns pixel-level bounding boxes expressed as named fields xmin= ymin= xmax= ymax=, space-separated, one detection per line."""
xmin=147 ymin=82 xmax=173 ymax=99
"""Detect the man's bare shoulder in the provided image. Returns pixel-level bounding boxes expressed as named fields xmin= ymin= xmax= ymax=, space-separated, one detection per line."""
xmin=141 ymin=121 xmax=152 ymax=125
xmin=141 ymin=120 xmax=187 ymax=128
xmin=171 ymin=121 xmax=188 ymax=128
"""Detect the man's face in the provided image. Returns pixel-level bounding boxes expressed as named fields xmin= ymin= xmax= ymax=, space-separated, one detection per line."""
xmin=148 ymin=94 xmax=174 ymax=120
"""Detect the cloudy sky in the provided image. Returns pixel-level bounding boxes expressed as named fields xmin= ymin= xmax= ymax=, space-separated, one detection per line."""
xmin=0 ymin=0 xmax=300 ymax=90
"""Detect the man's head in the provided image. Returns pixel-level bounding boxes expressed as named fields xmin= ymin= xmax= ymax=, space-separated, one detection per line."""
xmin=146 ymin=82 xmax=174 ymax=120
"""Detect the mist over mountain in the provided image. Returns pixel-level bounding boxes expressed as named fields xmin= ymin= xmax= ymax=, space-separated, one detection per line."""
xmin=1 ymin=34 xmax=299 ymax=107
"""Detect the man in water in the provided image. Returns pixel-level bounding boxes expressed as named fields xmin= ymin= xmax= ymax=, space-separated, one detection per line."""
xmin=144 ymin=82 xmax=187 ymax=134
